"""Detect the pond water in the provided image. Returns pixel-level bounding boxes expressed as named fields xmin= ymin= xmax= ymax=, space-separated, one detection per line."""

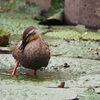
xmin=0 ymin=12 xmax=100 ymax=100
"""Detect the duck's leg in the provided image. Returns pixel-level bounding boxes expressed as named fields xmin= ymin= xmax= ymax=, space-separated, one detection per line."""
xmin=6 ymin=62 xmax=19 ymax=75
xmin=33 ymin=70 xmax=37 ymax=76
xmin=26 ymin=69 xmax=37 ymax=77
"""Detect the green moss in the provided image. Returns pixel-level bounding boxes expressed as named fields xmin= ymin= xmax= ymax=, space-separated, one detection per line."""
xmin=0 ymin=12 xmax=48 ymax=35
xmin=45 ymin=26 xmax=100 ymax=41
xmin=0 ymin=0 xmax=25 ymax=13
xmin=19 ymin=76 xmax=48 ymax=82
xmin=0 ymin=74 xmax=49 ymax=83
xmin=79 ymin=88 xmax=100 ymax=100
xmin=0 ymin=29 xmax=10 ymax=36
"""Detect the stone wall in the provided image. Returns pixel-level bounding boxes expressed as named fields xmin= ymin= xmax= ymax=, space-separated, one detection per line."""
xmin=64 ymin=0 xmax=100 ymax=29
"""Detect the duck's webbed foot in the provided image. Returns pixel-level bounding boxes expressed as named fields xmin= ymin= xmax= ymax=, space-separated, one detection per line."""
xmin=6 ymin=68 xmax=16 ymax=75
xmin=6 ymin=62 xmax=19 ymax=76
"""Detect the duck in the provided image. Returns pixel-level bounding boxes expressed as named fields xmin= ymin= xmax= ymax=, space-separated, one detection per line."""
xmin=7 ymin=26 xmax=50 ymax=76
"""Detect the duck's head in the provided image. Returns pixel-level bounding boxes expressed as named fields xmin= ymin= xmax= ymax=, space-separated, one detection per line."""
xmin=18 ymin=26 xmax=40 ymax=52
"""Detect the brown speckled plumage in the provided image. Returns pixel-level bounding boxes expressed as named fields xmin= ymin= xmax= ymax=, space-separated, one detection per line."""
xmin=12 ymin=26 xmax=50 ymax=72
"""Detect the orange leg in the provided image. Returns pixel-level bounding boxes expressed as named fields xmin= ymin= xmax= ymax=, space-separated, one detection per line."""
xmin=6 ymin=62 xmax=19 ymax=76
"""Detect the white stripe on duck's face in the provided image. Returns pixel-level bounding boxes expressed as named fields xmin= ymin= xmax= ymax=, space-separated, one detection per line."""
xmin=26 ymin=29 xmax=35 ymax=37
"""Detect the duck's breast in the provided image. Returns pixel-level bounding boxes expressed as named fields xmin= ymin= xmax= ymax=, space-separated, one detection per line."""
xmin=12 ymin=38 xmax=50 ymax=70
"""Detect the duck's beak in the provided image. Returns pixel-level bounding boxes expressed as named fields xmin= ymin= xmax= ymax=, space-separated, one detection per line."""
xmin=17 ymin=49 xmax=23 ymax=53
xmin=18 ymin=41 xmax=28 ymax=53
